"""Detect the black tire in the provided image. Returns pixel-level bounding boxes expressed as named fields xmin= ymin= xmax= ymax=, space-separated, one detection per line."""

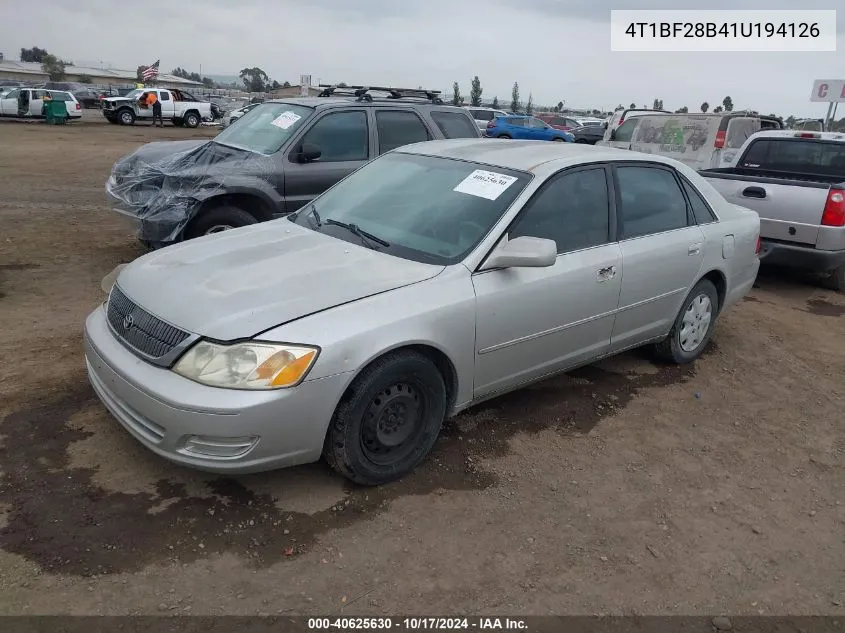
xmin=323 ymin=350 xmax=448 ymax=486
xmin=653 ymin=279 xmax=719 ymax=364
xmin=575 ymin=138 xmax=589 ymax=144
xmin=183 ymin=205 xmax=258 ymax=239
xmin=552 ymin=137 xmax=565 ymax=142
xmin=497 ymin=134 xmax=511 ymax=139
xmin=118 ymin=109 xmax=135 ymax=125
xmin=184 ymin=111 xmax=200 ymax=128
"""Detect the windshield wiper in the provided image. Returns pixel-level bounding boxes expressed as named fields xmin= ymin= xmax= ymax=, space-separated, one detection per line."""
xmin=303 ymin=203 xmax=321 ymax=229
xmin=324 ymin=218 xmax=390 ymax=249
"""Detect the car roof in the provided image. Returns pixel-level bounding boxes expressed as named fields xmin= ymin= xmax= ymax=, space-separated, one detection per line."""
xmin=746 ymin=130 xmax=845 ymax=142
xmin=398 ymin=138 xmax=679 ymax=173
xmin=267 ymin=97 xmax=467 ymax=110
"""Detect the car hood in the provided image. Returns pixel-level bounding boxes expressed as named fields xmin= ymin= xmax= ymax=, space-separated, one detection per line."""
xmin=114 ymin=221 xmax=445 ymax=340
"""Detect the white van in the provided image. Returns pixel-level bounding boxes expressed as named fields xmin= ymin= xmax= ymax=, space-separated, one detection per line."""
xmin=602 ymin=107 xmax=670 ymax=139
xmin=597 ymin=112 xmax=783 ymax=170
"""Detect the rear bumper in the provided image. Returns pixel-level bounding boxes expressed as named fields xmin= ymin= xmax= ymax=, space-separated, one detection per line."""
xmin=759 ymin=240 xmax=845 ymax=273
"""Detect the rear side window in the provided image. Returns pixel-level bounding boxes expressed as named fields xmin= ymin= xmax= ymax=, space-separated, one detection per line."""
xmin=429 ymin=111 xmax=479 ymax=138
xmin=614 ymin=119 xmax=638 ymax=142
xmin=49 ymin=92 xmax=71 ymax=101
xmin=725 ymin=118 xmax=758 ymax=149
xmin=376 ymin=111 xmax=431 ymax=154
xmin=740 ymin=139 xmax=845 ymax=177
xmin=616 ymin=166 xmax=690 ymax=239
xmin=506 ymin=118 xmax=527 ymax=127
xmin=681 ymin=178 xmax=718 ymax=224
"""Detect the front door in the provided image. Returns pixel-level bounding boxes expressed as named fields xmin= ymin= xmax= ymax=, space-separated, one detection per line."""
xmin=609 ymin=163 xmax=705 ymax=353
xmin=282 ymin=109 xmax=373 ymax=212
xmin=0 ymin=89 xmax=20 ymax=116
xmin=30 ymin=90 xmax=47 ymax=116
xmin=472 ymin=165 xmax=622 ymax=398
xmin=158 ymin=90 xmax=175 ymax=118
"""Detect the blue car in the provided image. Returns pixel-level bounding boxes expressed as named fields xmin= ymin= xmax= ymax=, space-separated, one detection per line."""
xmin=486 ymin=115 xmax=574 ymax=142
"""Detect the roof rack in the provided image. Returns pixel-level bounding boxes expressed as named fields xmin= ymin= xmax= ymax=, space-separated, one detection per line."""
xmin=317 ymin=84 xmax=444 ymax=104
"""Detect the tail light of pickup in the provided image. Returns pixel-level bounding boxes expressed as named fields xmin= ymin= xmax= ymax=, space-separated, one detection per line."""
xmin=714 ymin=130 xmax=726 ymax=149
xmin=755 ymin=235 xmax=761 ymax=254
xmin=821 ymin=189 xmax=845 ymax=227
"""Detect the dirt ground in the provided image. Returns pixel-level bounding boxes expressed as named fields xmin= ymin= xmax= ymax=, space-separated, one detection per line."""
xmin=0 ymin=113 xmax=843 ymax=617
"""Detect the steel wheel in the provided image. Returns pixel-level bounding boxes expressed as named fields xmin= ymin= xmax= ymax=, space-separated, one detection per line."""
xmin=360 ymin=382 xmax=426 ymax=466
xmin=679 ymin=293 xmax=712 ymax=352
xmin=204 ymin=224 xmax=234 ymax=235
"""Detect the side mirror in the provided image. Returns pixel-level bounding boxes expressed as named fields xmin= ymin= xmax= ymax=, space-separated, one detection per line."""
xmin=480 ymin=236 xmax=557 ymax=271
xmin=297 ymin=143 xmax=321 ymax=163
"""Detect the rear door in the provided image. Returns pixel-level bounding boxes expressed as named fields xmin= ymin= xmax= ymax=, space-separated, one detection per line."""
xmin=609 ymin=162 xmax=706 ymax=353
xmin=374 ymin=109 xmax=432 ymax=154
xmin=282 ymin=108 xmax=372 ymax=212
xmin=30 ymin=90 xmax=48 ymax=116
xmin=158 ymin=90 xmax=175 ymax=118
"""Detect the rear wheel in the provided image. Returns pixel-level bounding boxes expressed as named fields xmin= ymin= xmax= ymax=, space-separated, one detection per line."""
xmin=553 ymin=137 xmax=565 ymax=142
xmin=184 ymin=111 xmax=200 ymax=128
xmin=497 ymin=134 xmax=511 ymax=139
xmin=183 ymin=205 xmax=258 ymax=240
xmin=323 ymin=350 xmax=448 ymax=485
xmin=653 ymin=279 xmax=719 ymax=364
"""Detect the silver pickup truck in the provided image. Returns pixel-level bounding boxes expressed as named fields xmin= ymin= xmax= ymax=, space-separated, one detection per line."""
xmin=701 ymin=130 xmax=845 ymax=290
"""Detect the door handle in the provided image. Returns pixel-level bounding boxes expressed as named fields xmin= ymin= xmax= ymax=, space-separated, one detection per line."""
xmin=742 ymin=186 xmax=766 ymax=199
xmin=597 ymin=265 xmax=616 ymax=282
xmin=688 ymin=243 xmax=702 ymax=255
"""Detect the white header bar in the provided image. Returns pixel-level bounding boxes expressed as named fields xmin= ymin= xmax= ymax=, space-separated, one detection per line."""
xmin=610 ymin=10 xmax=837 ymax=52
xmin=811 ymin=79 xmax=845 ymax=102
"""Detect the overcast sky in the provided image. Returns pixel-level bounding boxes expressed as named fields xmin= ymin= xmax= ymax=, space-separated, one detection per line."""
xmin=2 ymin=0 xmax=843 ymax=116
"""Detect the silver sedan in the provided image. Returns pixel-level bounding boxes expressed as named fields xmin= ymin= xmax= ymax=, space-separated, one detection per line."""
xmin=84 ymin=139 xmax=761 ymax=485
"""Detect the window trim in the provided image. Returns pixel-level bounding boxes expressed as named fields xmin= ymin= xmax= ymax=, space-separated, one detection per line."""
xmin=473 ymin=163 xmax=617 ymax=272
xmin=374 ymin=109 xmax=432 ymax=155
xmin=286 ymin=108 xmax=371 ymax=164
xmin=678 ymin=175 xmax=719 ymax=224
xmin=610 ymin=162 xmax=696 ymax=242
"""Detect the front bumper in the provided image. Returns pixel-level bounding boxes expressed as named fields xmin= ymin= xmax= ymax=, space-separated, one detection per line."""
xmin=758 ymin=240 xmax=845 ymax=273
xmin=83 ymin=305 xmax=352 ymax=474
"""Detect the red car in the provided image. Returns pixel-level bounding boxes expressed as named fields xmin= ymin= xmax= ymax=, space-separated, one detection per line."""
xmin=537 ymin=115 xmax=581 ymax=131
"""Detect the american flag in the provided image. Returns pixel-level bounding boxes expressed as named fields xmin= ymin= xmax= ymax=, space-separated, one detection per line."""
xmin=141 ymin=60 xmax=160 ymax=81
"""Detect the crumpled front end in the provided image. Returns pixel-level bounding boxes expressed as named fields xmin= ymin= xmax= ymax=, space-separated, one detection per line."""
xmin=105 ymin=141 xmax=252 ymax=244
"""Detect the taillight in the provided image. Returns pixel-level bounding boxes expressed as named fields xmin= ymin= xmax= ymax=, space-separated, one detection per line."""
xmin=76 ymin=103 xmax=81 ymax=110
xmin=755 ymin=235 xmax=761 ymax=254
xmin=821 ymin=189 xmax=845 ymax=227
xmin=714 ymin=130 xmax=726 ymax=149
xmin=617 ymin=118 xmax=624 ymax=127
xmin=795 ymin=132 xmax=821 ymax=138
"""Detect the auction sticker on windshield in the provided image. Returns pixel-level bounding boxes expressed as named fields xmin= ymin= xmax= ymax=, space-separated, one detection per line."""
xmin=454 ymin=170 xmax=518 ymax=200
xmin=271 ymin=111 xmax=302 ymax=129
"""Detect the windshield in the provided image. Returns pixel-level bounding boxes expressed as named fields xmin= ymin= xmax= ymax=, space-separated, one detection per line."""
xmin=215 ymin=102 xmax=313 ymax=154
xmin=289 ymin=152 xmax=531 ymax=265
xmin=123 ymin=89 xmax=144 ymax=100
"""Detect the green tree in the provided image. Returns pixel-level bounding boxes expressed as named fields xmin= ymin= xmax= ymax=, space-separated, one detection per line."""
xmin=629 ymin=102 xmax=636 ymax=109
xmin=615 ymin=104 xmax=624 ymax=111
xmin=202 ymin=77 xmax=214 ymax=88
xmin=491 ymin=96 xmax=499 ymax=109
xmin=41 ymin=54 xmax=66 ymax=81
xmin=511 ymin=82 xmax=521 ymax=113
xmin=653 ymin=98 xmax=660 ymax=110
xmin=785 ymin=115 xmax=797 ymax=128
xmin=701 ymin=101 xmax=709 ymax=113
xmin=20 ymin=46 xmax=48 ymax=62
xmin=722 ymin=96 xmax=733 ymax=112
xmin=675 ymin=106 xmax=689 ymax=113
xmin=470 ymin=75 xmax=482 ymax=107
xmin=525 ymin=93 xmax=534 ymax=115
xmin=239 ymin=67 xmax=269 ymax=92
xmin=557 ymin=100 xmax=564 ymax=112
xmin=713 ymin=105 xmax=724 ymax=113
xmin=451 ymin=81 xmax=461 ymax=106
xmin=271 ymin=80 xmax=281 ymax=90
xmin=77 ymin=74 xmax=93 ymax=84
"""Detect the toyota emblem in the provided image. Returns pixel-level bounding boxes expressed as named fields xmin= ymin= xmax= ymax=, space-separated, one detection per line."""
xmin=123 ymin=314 xmax=134 ymax=329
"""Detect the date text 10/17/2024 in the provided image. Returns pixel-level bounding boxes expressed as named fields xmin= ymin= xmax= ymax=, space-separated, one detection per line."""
xmin=307 ymin=618 xmax=528 ymax=630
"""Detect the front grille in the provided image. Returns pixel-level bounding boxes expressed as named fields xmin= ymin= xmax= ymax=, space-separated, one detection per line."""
xmin=107 ymin=286 xmax=190 ymax=360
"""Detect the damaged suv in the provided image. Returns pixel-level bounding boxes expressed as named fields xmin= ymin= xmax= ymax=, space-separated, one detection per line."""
xmin=106 ymin=86 xmax=481 ymax=247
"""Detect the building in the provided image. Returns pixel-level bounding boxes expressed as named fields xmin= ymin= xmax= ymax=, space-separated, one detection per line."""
xmin=267 ymin=84 xmax=323 ymax=98
xmin=0 ymin=60 xmax=202 ymax=87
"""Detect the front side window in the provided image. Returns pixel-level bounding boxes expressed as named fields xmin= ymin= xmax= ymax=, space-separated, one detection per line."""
xmin=159 ymin=91 xmax=171 ymax=101
xmin=616 ymin=166 xmax=690 ymax=239
xmin=215 ymin=102 xmax=313 ymax=155
xmin=300 ymin=111 xmax=369 ymax=161
xmin=290 ymin=152 xmax=530 ymax=264
xmin=430 ymin=110 xmax=479 ymax=138
xmin=376 ymin=110 xmax=431 ymax=154
xmin=506 ymin=118 xmax=527 ymax=127
xmin=509 ymin=168 xmax=610 ymax=253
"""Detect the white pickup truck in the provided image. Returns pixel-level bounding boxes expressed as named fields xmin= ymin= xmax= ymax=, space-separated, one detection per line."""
xmin=701 ymin=130 xmax=845 ymax=290
xmin=101 ymin=88 xmax=212 ymax=128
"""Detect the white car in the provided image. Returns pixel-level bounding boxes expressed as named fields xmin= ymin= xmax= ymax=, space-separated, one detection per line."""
xmin=221 ymin=102 xmax=261 ymax=129
xmin=465 ymin=107 xmax=509 ymax=133
xmin=0 ymin=88 xmax=82 ymax=121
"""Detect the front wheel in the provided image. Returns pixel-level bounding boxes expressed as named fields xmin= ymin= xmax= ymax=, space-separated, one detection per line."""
xmin=183 ymin=205 xmax=258 ymax=240
xmin=497 ymin=134 xmax=511 ymax=139
xmin=653 ymin=279 xmax=719 ymax=364
xmin=118 ymin=109 xmax=135 ymax=125
xmin=183 ymin=112 xmax=200 ymax=128
xmin=552 ymin=137 xmax=565 ymax=142
xmin=323 ymin=350 xmax=448 ymax=485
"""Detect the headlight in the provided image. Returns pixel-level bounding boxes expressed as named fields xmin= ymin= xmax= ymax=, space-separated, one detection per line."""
xmin=173 ymin=341 xmax=319 ymax=390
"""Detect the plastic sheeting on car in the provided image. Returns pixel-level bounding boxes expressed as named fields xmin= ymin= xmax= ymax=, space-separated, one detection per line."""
xmin=105 ymin=139 xmax=276 ymax=243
